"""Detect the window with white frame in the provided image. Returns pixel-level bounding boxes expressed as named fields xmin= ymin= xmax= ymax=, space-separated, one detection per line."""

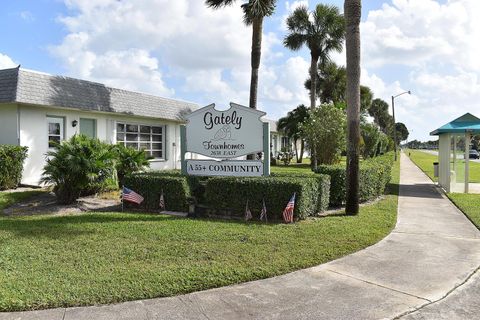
xmin=116 ymin=122 xmax=165 ymax=159
xmin=47 ymin=116 xmax=64 ymax=148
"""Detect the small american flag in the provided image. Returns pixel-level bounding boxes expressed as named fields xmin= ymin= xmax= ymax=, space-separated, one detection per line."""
xmin=159 ymin=190 xmax=165 ymax=210
xmin=245 ymin=200 xmax=252 ymax=221
xmin=122 ymin=187 xmax=144 ymax=204
xmin=283 ymin=193 xmax=296 ymax=223
xmin=260 ymin=199 xmax=267 ymax=222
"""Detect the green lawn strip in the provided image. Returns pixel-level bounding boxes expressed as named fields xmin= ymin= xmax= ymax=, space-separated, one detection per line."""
xmin=406 ymin=150 xmax=480 ymax=230
xmin=448 ymin=193 xmax=480 ymax=229
xmin=0 ymin=161 xmax=398 ymax=311
xmin=0 ymin=190 xmax=46 ymax=211
xmin=407 ymin=149 xmax=480 ymax=183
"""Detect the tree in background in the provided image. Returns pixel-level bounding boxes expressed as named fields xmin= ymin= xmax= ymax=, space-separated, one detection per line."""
xmin=304 ymin=60 xmax=372 ymax=116
xmin=360 ymin=123 xmax=381 ymax=159
xmin=395 ymin=122 xmax=409 ymax=144
xmin=277 ymin=104 xmax=309 ymax=163
xmin=284 ymin=4 xmax=345 ymax=112
xmin=284 ymin=4 xmax=344 ymax=170
xmin=368 ymin=98 xmax=394 ymax=134
xmin=301 ymin=104 xmax=346 ymax=165
xmin=206 ymin=0 xmax=276 ymax=110
xmin=344 ymin=0 xmax=361 ymax=215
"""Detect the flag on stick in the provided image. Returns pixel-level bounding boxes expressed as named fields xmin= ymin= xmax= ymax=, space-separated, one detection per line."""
xmin=245 ymin=200 xmax=252 ymax=221
xmin=260 ymin=199 xmax=267 ymax=222
xmin=122 ymin=187 xmax=144 ymax=204
xmin=159 ymin=189 xmax=165 ymax=211
xmin=283 ymin=193 xmax=296 ymax=223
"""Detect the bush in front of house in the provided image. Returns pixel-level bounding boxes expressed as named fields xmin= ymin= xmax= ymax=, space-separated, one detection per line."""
xmin=123 ymin=172 xmax=190 ymax=212
xmin=204 ymin=176 xmax=322 ymax=221
xmin=271 ymin=172 xmax=330 ymax=213
xmin=315 ymin=152 xmax=394 ymax=206
xmin=0 ymin=145 xmax=28 ymax=190
xmin=41 ymin=135 xmax=117 ymax=204
xmin=113 ymin=144 xmax=151 ymax=188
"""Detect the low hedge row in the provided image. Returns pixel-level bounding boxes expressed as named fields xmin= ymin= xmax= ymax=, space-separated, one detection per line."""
xmin=315 ymin=152 xmax=394 ymax=206
xmin=271 ymin=172 xmax=330 ymax=213
xmin=0 ymin=145 xmax=28 ymax=190
xmin=204 ymin=175 xmax=327 ymax=221
xmin=123 ymin=172 xmax=190 ymax=212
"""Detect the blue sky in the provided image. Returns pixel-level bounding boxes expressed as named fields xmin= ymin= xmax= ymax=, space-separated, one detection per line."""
xmin=1 ymin=0 xmax=478 ymax=142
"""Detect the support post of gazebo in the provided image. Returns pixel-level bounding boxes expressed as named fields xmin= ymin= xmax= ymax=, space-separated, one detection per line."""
xmin=465 ymin=132 xmax=470 ymax=193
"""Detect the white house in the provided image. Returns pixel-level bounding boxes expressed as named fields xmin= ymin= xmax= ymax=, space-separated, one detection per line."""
xmin=0 ymin=67 xmax=197 ymax=185
xmin=0 ymin=67 xmax=293 ymax=185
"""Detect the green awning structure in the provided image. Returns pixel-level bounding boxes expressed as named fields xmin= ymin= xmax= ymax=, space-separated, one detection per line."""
xmin=430 ymin=113 xmax=480 ymax=135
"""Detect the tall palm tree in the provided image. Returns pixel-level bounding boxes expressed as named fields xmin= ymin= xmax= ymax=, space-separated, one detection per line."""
xmin=206 ymin=0 xmax=276 ymax=110
xmin=284 ymin=4 xmax=344 ymax=170
xmin=284 ymin=4 xmax=345 ymax=112
xmin=344 ymin=0 xmax=362 ymax=215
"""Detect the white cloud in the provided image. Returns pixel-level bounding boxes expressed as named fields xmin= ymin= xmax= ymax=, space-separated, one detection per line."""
xmin=359 ymin=0 xmax=480 ymax=141
xmin=52 ymin=0 xmax=256 ymax=97
xmin=0 ymin=53 xmax=17 ymax=69
xmin=362 ymin=0 xmax=480 ymax=70
xmin=19 ymin=11 xmax=35 ymax=22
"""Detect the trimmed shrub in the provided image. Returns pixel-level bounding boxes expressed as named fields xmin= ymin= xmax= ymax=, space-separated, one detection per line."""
xmin=113 ymin=144 xmax=151 ymax=188
xmin=41 ymin=135 xmax=117 ymax=204
xmin=271 ymin=172 xmax=330 ymax=213
xmin=204 ymin=176 xmax=320 ymax=221
xmin=0 ymin=145 xmax=28 ymax=190
xmin=316 ymin=152 xmax=394 ymax=207
xmin=123 ymin=172 xmax=190 ymax=212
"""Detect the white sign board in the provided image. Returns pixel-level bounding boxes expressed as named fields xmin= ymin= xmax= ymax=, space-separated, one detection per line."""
xmin=186 ymin=160 xmax=263 ymax=177
xmin=185 ymin=103 xmax=266 ymax=159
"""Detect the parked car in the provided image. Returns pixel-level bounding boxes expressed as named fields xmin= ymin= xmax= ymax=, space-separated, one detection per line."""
xmin=469 ymin=149 xmax=480 ymax=159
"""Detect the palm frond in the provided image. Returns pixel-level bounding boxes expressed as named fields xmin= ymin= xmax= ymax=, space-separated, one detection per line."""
xmin=205 ymin=0 xmax=237 ymax=9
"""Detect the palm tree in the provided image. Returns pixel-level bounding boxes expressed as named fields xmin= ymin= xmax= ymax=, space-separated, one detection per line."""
xmin=277 ymin=104 xmax=309 ymax=163
xmin=344 ymin=0 xmax=362 ymax=215
xmin=206 ymin=0 xmax=276 ymax=110
xmin=284 ymin=4 xmax=345 ymax=112
xmin=284 ymin=4 xmax=344 ymax=170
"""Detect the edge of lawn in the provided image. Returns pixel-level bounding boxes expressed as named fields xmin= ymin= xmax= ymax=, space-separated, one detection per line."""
xmin=406 ymin=149 xmax=480 ymax=229
xmin=0 ymin=161 xmax=399 ymax=312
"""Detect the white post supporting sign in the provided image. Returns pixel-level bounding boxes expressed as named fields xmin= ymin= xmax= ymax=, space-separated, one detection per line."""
xmin=181 ymin=102 xmax=270 ymax=177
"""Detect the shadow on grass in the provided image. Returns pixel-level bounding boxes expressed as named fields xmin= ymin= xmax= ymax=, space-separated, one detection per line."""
xmin=0 ymin=213 xmax=186 ymax=239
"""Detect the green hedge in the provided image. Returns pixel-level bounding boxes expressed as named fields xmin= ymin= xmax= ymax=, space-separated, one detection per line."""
xmin=271 ymin=172 xmax=330 ymax=213
xmin=316 ymin=153 xmax=394 ymax=207
xmin=123 ymin=172 xmax=190 ymax=212
xmin=0 ymin=145 xmax=28 ymax=190
xmin=204 ymin=176 xmax=324 ymax=221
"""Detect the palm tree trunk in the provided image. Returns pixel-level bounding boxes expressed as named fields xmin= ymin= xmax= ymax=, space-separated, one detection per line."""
xmin=310 ymin=52 xmax=319 ymax=171
xmin=345 ymin=0 xmax=361 ymax=215
xmin=299 ymin=139 xmax=304 ymax=163
xmin=247 ymin=17 xmax=263 ymax=161
xmin=293 ymin=138 xmax=299 ymax=163
xmin=249 ymin=17 xmax=263 ymax=110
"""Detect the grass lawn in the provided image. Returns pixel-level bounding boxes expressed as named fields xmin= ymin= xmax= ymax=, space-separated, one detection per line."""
xmin=448 ymin=193 xmax=480 ymax=229
xmin=407 ymin=149 xmax=480 ymax=183
xmin=406 ymin=150 xmax=480 ymax=230
xmin=0 ymin=161 xmax=399 ymax=311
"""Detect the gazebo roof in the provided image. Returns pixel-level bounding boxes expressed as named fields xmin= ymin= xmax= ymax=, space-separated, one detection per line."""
xmin=430 ymin=113 xmax=480 ymax=135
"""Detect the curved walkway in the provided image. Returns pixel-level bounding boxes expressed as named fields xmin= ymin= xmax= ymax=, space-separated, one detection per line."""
xmin=2 ymin=153 xmax=480 ymax=320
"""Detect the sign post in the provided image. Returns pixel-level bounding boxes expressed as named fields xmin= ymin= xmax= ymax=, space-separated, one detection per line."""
xmin=180 ymin=102 xmax=270 ymax=177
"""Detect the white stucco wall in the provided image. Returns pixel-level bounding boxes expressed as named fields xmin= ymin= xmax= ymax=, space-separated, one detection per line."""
xmin=0 ymin=104 xmax=19 ymax=145
xmin=18 ymin=104 xmax=183 ymax=185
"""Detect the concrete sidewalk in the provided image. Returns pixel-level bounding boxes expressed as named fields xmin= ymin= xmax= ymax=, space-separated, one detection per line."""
xmin=2 ymin=153 xmax=480 ymax=320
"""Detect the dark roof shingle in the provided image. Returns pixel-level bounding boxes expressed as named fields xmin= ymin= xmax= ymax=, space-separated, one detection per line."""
xmin=0 ymin=67 xmax=197 ymax=121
